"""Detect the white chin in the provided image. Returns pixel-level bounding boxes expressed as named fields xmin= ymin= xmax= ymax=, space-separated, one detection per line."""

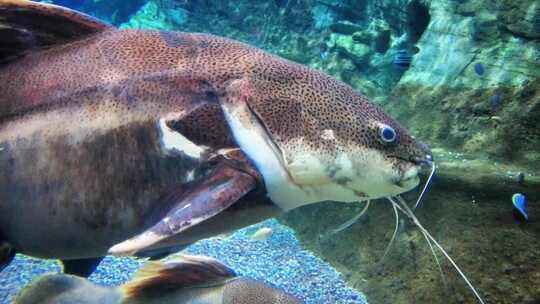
xmin=402 ymin=165 xmax=420 ymax=181
xmin=357 ymin=174 xmax=420 ymax=200
xmin=399 ymin=175 xmax=421 ymax=192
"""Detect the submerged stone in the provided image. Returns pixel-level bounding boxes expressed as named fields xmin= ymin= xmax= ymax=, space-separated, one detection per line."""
xmin=120 ymin=1 xmax=187 ymax=30
xmin=330 ymin=21 xmax=364 ymax=35
xmin=352 ymin=31 xmax=372 ymax=44
xmin=331 ymin=33 xmax=372 ymax=66
xmin=489 ymin=91 xmax=503 ymax=110
xmin=312 ymin=4 xmax=336 ymax=29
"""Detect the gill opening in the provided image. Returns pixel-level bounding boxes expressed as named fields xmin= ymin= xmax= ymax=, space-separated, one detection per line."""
xmin=243 ymin=99 xmax=301 ymax=189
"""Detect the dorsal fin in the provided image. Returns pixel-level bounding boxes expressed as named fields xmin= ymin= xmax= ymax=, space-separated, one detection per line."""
xmin=121 ymin=255 xmax=237 ymax=300
xmin=0 ymin=0 xmax=112 ymax=65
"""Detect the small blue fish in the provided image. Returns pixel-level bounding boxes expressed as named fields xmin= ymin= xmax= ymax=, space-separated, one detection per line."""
xmin=474 ymin=63 xmax=485 ymax=76
xmin=393 ymin=49 xmax=413 ymax=69
xmin=489 ymin=92 xmax=503 ymax=110
xmin=512 ymin=193 xmax=528 ymax=222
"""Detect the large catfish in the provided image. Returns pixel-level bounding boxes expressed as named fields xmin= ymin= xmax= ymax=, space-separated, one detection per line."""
xmin=0 ymin=0 xmax=431 ymax=276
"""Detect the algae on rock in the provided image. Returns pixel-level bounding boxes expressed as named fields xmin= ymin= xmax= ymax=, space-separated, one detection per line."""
xmin=384 ymin=0 xmax=540 ymax=169
xmin=120 ymin=1 xmax=187 ymax=30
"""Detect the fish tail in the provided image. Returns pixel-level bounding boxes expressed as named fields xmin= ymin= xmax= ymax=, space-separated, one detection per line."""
xmin=120 ymin=255 xmax=236 ymax=301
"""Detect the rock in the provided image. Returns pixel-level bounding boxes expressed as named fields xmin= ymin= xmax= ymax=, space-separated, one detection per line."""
xmin=472 ymin=102 xmax=491 ymax=115
xmin=499 ymin=1 xmax=540 ymax=40
xmin=277 ymin=47 xmax=311 ymax=64
xmin=399 ymin=1 xmax=540 ymax=89
xmin=369 ymin=19 xmax=391 ymax=53
xmin=330 ymin=21 xmax=364 ymax=35
xmin=382 ymin=0 xmax=540 ymax=168
xmin=317 ymin=0 xmax=342 ymax=5
xmin=312 ymin=4 xmax=336 ymax=29
xmin=330 ymin=33 xmax=372 ymax=66
xmin=81 ymin=0 xmax=146 ymax=25
xmin=352 ymin=31 xmax=372 ymax=44
xmin=323 ymin=55 xmax=357 ymax=83
xmin=348 ymin=19 xmax=390 ymax=54
xmin=472 ymin=11 xmax=500 ymax=41
xmin=373 ymin=28 xmax=391 ymax=53
xmin=495 ymin=279 xmax=513 ymax=293
xmin=120 ymin=1 xmax=187 ymax=30
xmin=398 ymin=8 xmax=478 ymax=88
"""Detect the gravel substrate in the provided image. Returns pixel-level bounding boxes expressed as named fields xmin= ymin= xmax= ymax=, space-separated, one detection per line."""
xmin=0 ymin=219 xmax=367 ymax=304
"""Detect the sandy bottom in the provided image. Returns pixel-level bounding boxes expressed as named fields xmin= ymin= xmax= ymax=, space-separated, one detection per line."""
xmin=0 ymin=219 xmax=367 ymax=304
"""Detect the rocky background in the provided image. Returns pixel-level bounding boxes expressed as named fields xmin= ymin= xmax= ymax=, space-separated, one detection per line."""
xmin=42 ymin=0 xmax=540 ymax=303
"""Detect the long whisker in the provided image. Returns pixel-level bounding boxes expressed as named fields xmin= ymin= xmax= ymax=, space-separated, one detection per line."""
xmin=396 ymin=196 xmax=446 ymax=287
xmin=394 ymin=196 xmax=485 ymax=304
xmin=413 ymin=161 xmax=436 ymax=210
xmin=380 ymin=198 xmax=400 ymax=262
xmin=320 ymin=200 xmax=370 ymax=240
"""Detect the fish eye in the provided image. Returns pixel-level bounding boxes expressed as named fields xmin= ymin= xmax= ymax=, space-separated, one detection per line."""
xmin=379 ymin=125 xmax=397 ymax=143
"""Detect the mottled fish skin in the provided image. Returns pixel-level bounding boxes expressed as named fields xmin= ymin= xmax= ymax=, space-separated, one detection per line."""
xmin=0 ymin=29 xmax=429 ymax=259
xmin=13 ymin=277 xmax=302 ymax=304
xmin=0 ymin=31 xmax=240 ymax=258
xmin=14 ymin=256 xmax=303 ymax=304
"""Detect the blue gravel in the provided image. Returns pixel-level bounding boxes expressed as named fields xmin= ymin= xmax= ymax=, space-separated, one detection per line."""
xmin=0 ymin=219 xmax=367 ymax=304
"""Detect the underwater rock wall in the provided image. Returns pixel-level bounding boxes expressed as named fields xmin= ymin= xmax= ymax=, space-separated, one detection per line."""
xmin=387 ymin=0 xmax=540 ymax=168
xmin=81 ymin=0 xmax=147 ymax=24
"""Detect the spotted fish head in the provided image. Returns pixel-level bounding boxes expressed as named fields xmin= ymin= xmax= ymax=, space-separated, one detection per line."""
xmin=220 ymin=55 xmax=432 ymax=210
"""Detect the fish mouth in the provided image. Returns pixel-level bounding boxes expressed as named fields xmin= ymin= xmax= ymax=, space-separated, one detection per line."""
xmin=392 ymin=152 xmax=433 ymax=189
xmin=390 ymin=157 xmax=422 ymax=189
xmin=397 ymin=166 xmax=420 ymax=188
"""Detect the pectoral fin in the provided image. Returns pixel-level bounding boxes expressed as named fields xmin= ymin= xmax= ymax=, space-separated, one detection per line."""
xmin=108 ymin=162 xmax=257 ymax=256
